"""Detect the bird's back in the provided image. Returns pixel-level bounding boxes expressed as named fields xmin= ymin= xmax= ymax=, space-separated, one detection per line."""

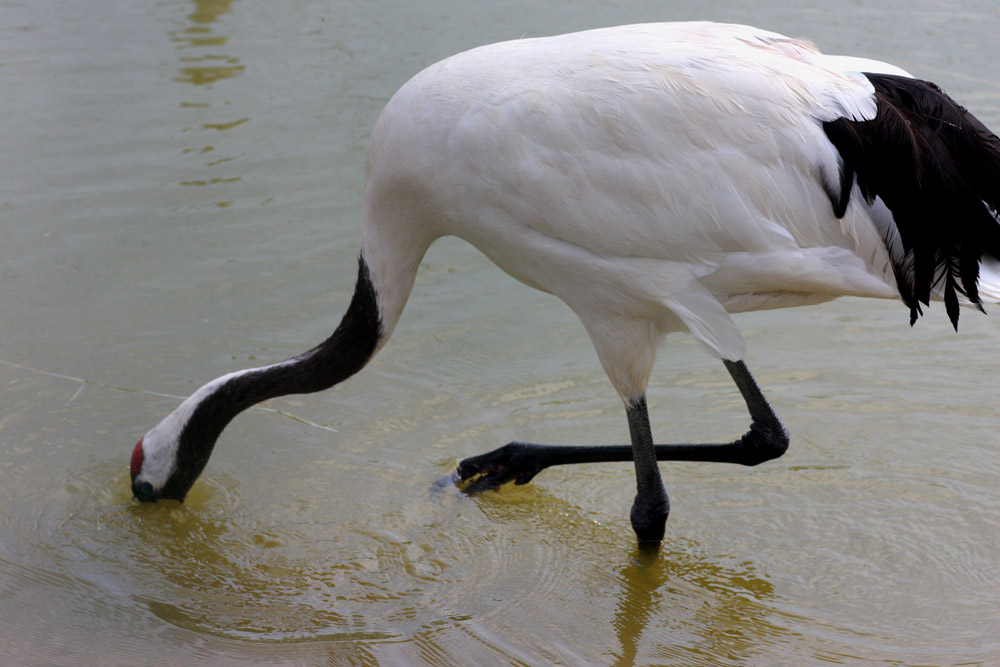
xmin=373 ymin=23 xmax=880 ymax=253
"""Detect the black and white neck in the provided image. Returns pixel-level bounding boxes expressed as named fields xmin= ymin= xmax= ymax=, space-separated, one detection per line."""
xmin=131 ymin=257 xmax=382 ymax=502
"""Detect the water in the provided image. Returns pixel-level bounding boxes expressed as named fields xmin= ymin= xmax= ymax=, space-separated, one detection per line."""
xmin=2 ymin=0 xmax=999 ymax=664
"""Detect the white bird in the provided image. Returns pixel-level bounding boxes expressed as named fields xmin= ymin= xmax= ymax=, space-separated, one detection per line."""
xmin=129 ymin=22 xmax=1000 ymax=545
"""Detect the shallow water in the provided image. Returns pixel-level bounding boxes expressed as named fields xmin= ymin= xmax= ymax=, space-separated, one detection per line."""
xmin=2 ymin=0 xmax=999 ymax=664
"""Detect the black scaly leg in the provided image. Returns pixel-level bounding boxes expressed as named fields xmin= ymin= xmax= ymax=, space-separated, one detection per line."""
xmin=455 ymin=360 xmax=789 ymax=540
xmin=625 ymin=395 xmax=669 ymax=543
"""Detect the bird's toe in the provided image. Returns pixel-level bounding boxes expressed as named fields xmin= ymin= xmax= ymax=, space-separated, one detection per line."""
xmin=456 ymin=442 xmax=546 ymax=493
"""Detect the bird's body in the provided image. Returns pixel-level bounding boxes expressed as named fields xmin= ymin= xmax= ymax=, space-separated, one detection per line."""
xmin=363 ymin=22 xmax=998 ymax=396
xmin=130 ymin=23 xmax=1000 ymax=545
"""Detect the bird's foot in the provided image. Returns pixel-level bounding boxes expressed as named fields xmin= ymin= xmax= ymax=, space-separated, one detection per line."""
xmin=454 ymin=442 xmax=550 ymax=493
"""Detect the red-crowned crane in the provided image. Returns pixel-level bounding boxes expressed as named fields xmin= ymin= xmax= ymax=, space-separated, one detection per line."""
xmin=129 ymin=22 xmax=1000 ymax=545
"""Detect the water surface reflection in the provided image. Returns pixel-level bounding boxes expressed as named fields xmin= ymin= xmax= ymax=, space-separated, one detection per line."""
xmin=171 ymin=0 xmax=243 ymax=86
xmin=613 ymin=545 xmax=782 ymax=666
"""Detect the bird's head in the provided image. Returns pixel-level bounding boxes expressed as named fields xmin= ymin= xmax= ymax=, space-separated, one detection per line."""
xmin=130 ymin=420 xmax=199 ymax=503
xmin=130 ymin=393 xmax=225 ymax=503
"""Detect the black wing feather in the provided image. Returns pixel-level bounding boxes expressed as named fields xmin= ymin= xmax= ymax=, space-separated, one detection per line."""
xmin=822 ymin=74 xmax=1000 ymax=329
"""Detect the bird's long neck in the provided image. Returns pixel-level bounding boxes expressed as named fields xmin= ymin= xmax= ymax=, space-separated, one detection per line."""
xmin=228 ymin=255 xmax=381 ymax=403
xmin=173 ymin=257 xmax=383 ymax=472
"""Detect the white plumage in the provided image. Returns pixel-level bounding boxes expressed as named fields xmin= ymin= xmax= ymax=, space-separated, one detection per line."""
xmin=131 ymin=22 xmax=1000 ymax=545
xmin=365 ymin=23 xmax=923 ymax=398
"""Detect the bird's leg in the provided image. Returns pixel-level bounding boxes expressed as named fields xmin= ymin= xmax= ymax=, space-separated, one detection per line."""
xmin=455 ymin=359 xmax=788 ymax=490
xmin=625 ymin=395 xmax=670 ymax=543
xmin=717 ymin=359 xmax=790 ymax=464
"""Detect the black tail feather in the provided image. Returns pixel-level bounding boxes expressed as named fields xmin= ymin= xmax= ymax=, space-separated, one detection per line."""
xmin=823 ymin=74 xmax=1000 ymax=329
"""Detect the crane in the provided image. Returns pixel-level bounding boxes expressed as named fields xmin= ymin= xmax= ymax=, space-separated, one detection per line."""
xmin=129 ymin=22 xmax=1000 ymax=545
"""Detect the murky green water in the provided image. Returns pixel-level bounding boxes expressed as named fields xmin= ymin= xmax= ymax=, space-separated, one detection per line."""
xmin=2 ymin=0 xmax=999 ymax=664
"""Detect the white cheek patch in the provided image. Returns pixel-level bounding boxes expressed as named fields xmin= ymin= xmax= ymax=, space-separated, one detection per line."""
xmin=136 ymin=415 xmax=184 ymax=489
xmin=134 ymin=369 xmax=258 ymax=490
